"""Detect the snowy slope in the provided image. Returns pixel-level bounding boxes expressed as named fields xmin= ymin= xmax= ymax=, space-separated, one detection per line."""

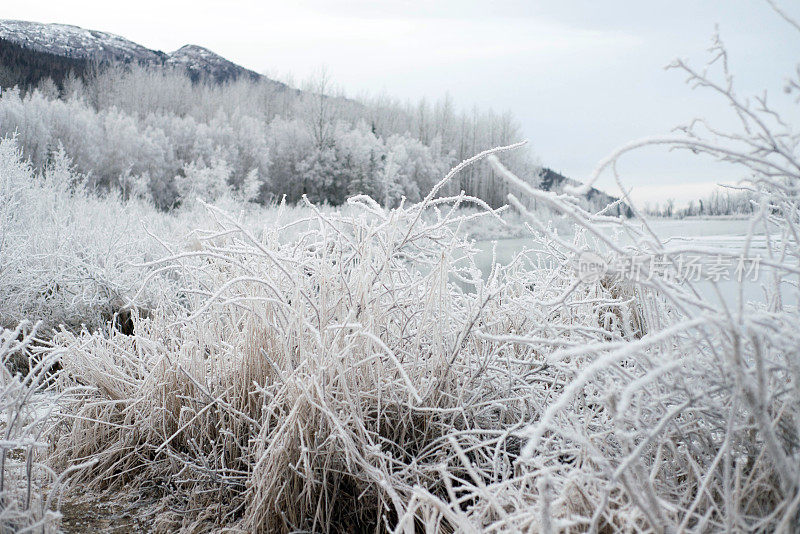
xmin=0 ymin=20 xmax=165 ymax=63
xmin=166 ymin=44 xmax=260 ymax=82
xmin=0 ymin=19 xmax=266 ymax=83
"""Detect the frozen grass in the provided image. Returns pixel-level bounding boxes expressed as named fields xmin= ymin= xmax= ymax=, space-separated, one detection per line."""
xmin=0 ymin=322 xmax=62 ymax=533
xmin=0 ymin=137 xmax=350 ymax=340
xmin=50 ymin=143 xmax=591 ymax=532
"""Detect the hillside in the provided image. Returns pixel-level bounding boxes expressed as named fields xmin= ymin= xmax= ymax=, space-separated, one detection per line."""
xmin=166 ymin=44 xmax=261 ymax=83
xmin=0 ymin=19 xmax=164 ymax=62
xmin=0 ymin=19 xmax=269 ymax=85
xmin=540 ymin=167 xmax=631 ymax=216
xmin=0 ymin=35 xmax=91 ymax=89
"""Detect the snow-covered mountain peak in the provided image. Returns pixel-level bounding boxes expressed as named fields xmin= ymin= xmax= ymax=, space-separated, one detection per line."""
xmin=0 ymin=19 xmax=264 ymax=83
xmin=166 ymin=44 xmax=260 ymax=82
xmin=0 ymin=19 xmax=164 ymax=63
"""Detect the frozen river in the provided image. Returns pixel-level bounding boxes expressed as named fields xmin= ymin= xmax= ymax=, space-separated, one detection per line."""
xmin=472 ymin=217 xmax=796 ymax=309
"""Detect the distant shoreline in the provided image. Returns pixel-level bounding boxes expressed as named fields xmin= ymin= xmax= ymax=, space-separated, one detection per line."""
xmin=645 ymin=214 xmax=751 ymax=221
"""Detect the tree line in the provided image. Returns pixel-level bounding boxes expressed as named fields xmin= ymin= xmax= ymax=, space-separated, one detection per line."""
xmin=0 ymin=60 xmax=613 ymax=212
xmin=643 ymin=188 xmax=757 ymax=218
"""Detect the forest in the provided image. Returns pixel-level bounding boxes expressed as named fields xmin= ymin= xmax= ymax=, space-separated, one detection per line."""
xmin=0 ymin=61 xmax=556 ymax=211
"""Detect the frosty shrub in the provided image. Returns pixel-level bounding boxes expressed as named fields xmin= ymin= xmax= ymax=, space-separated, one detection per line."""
xmin=48 ymin=142 xmax=636 ymax=532
xmin=0 ymin=137 xmax=177 ymax=337
xmin=0 ymin=322 xmax=65 ymax=533
xmin=0 ymin=137 xmax=327 ymax=340
xmin=468 ymin=16 xmax=800 ymax=533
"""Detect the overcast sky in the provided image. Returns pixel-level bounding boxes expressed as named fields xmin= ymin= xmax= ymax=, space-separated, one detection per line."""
xmin=4 ymin=0 xmax=799 ymax=205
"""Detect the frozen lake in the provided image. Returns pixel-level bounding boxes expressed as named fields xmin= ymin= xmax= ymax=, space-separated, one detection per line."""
xmin=472 ymin=217 xmax=796 ymax=309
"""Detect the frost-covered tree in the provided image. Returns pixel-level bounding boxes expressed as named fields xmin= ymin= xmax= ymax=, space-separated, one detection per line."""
xmin=175 ymin=158 xmax=233 ymax=204
xmin=0 ymin=57 xmax=551 ymax=209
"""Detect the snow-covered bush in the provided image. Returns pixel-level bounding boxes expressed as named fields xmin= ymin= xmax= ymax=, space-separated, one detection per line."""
xmin=50 ymin=144 xmax=626 ymax=532
xmin=0 ymin=136 xmax=355 ymax=339
xmin=175 ymin=158 xmax=234 ymax=205
xmin=0 ymin=137 xmax=168 ymax=336
xmin=448 ymin=16 xmax=800 ymax=532
xmin=0 ymin=322 xmax=63 ymax=533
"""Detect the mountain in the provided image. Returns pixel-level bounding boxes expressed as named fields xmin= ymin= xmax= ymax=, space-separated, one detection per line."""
xmin=0 ymin=19 xmax=265 ymax=85
xmin=0 ymin=20 xmax=164 ymax=63
xmin=539 ymin=167 xmax=632 ymax=216
xmin=0 ymin=35 xmax=90 ymax=89
xmin=166 ymin=44 xmax=260 ymax=83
